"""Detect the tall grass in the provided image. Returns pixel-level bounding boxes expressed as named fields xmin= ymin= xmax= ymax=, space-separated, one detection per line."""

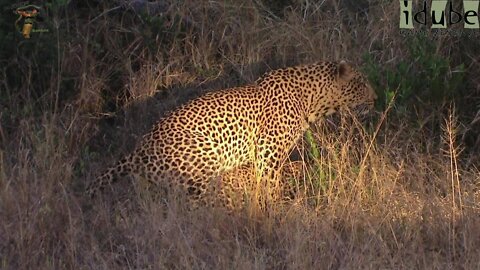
xmin=1 ymin=0 xmax=479 ymax=269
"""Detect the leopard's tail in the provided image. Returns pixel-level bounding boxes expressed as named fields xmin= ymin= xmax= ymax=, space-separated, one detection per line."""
xmin=86 ymin=155 xmax=134 ymax=197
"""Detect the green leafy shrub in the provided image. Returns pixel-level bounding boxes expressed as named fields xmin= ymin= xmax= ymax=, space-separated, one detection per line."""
xmin=363 ymin=34 xmax=465 ymax=113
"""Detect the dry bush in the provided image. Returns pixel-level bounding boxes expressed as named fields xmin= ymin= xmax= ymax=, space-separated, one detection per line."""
xmin=1 ymin=0 xmax=479 ymax=269
xmin=2 ymin=108 xmax=479 ymax=269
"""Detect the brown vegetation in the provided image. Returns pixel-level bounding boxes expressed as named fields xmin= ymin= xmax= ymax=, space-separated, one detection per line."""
xmin=1 ymin=0 xmax=479 ymax=269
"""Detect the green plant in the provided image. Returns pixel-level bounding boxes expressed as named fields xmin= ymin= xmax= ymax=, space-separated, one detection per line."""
xmin=363 ymin=34 xmax=465 ymax=113
xmin=304 ymin=129 xmax=335 ymax=197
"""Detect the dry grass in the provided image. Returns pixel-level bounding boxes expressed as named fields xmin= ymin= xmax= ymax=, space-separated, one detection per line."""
xmin=1 ymin=1 xmax=479 ymax=269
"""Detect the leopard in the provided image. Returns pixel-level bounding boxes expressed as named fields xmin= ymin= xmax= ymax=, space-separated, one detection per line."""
xmin=213 ymin=161 xmax=306 ymax=210
xmin=86 ymin=61 xmax=377 ymax=208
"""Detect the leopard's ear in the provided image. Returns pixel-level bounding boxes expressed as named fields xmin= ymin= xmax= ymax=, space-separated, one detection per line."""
xmin=337 ymin=60 xmax=354 ymax=82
